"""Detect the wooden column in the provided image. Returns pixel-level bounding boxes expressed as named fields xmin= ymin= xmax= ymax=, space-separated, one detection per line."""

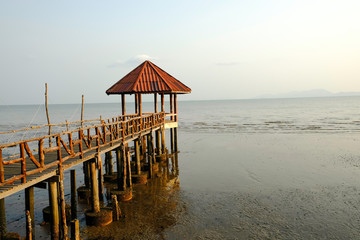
xmin=71 ymin=170 xmax=77 ymax=220
xmin=25 ymin=187 xmax=35 ymax=240
xmin=154 ymin=93 xmax=158 ymax=113
xmin=161 ymin=93 xmax=164 ymax=112
xmin=97 ymin=155 xmax=104 ymax=201
xmin=135 ymin=140 xmax=141 ymax=175
xmin=161 ymin=93 xmax=165 ymax=154
xmin=138 ymin=94 xmax=142 ymax=116
xmin=83 ymin=162 xmax=90 ymax=188
xmin=90 ymin=159 xmax=100 ymax=213
xmin=116 ymin=147 xmax=126 ymax=191
xmin=58 ymin=169 xmax=68 ymax=240
xmin=174 ymin=93 xmax=177 ymax=122
xmin=170 ymin=94 xmax=173 ymax=121
xmin=121 ymin=94 xmax=126 ymax=115
xmin=156 ymin=131 xmax=161 ymax=155
xmin=48 ymin=180 xmax=59 ymax=240
xmin=126 ymin=146 xmax=132 ymax=189
xmin=0 ymin=198 xmax=6 ymax=239
xmin=71 ymin=219 xmax=79 ymax=240
xmin=174 ymin=93 xmax=178 ymax=152
xmin=135 ymin=94 xmax=138 ymax=115
xmin=147 ymin=134 xmax=153 ymax=178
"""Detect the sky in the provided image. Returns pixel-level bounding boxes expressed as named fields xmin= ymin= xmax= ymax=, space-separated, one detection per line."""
xmin=0 ymin=0 xmax=360 ymax=105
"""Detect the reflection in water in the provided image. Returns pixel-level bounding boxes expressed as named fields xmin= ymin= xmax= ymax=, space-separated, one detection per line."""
xmin=84 ymin=152 xmax=181 ymax=240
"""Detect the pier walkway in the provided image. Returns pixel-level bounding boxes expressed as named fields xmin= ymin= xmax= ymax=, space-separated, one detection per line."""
xmin=0 ymin=112 xmax=174 ymax=199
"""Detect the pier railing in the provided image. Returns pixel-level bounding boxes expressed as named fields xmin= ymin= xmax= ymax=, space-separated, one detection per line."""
xmin=0 ymin=112 xmax=165 ymax=187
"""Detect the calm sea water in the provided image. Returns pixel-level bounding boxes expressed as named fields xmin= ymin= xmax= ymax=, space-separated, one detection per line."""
xmin=1 ymin=96 xmax=360 ymax=141
xmin=2 ymin=96 xmax=360 ymax=239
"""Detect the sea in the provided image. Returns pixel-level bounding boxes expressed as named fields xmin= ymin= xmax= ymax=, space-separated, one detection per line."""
xmin=1 ymin=96 xmax=360 ymax=239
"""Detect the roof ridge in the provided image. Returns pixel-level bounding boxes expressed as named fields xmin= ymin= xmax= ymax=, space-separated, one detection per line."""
xmin=147 ymin=61 xmax=172 ymax=92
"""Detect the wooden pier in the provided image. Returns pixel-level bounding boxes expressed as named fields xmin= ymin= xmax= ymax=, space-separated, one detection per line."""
xmin=0 ymin=60 xmax=191 ymax=239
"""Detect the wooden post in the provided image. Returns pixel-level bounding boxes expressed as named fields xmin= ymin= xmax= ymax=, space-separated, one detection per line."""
xmin=45 ymin=83 xmax=52 ymax=147
xmin=147 ymin=134 xmax=153 ymax=178
xmin=49 ymin=180 xmax=59 ymax=240
xmin=81 ymin=95 xmax=84 ymax=128
xmin=97 ymin=154 xmax=104 ymax=201
xmin=121 ymin=94 xmax=126 ymax=115
xmin=174 ymin=93 xmax=177 ymax=122
xmin=83 ymin=161 xmax=90 ymax=188
xmin=26 ymin=210 xmax=32 ymax=240
xmin=58 ymin=168 xmax=68 ymax=240
xmin=138 ymin=94 xmax=142 ymax=116
xmin=0 ymin=198 xmax=6 ymax=239
xmin=156 ymin=130 xmax=161 ymax=155
xmin=111 ymin=195 xmax=120 ymax=221
xmin=116 ymin=147 xmax=126 ymax=191
xmin=90 ymin=159 xmax=100 ymax=213
xmin=107 ymin=152 xmax=113 ymax=175
xmin=25 ymin=187 xmax=35 ymax=240
xmin=126 ymin=146 xmax=132 ymax=189
xmin=135 ymin=140 xmax=141 ymax=175
xmin=161 ymin=126 xmax=166 ymax=154
xmin=161 ymin=93 xmax=164 ymax=112
xmin=170 ymin=94 xmax=173 ymax=121
xmin=154 ymin=93 xmax=157 ymax=113
xmin=135 ymin=94 xmax=138 ymax=115
xmin=71 ymin=170 xmax=77 ymax=220
xmin=70 ymin=219 xmax=80 ymax=240
xmin=174 ymin=127 xmax=178 ymax=152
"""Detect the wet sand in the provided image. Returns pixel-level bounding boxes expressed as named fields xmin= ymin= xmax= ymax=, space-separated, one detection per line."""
xmin=5 ymin=132 xmax=360 ymax=239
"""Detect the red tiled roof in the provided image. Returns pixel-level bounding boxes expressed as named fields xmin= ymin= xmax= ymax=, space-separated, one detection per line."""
xmin=106 ymin=61 xmax=191 ymax=95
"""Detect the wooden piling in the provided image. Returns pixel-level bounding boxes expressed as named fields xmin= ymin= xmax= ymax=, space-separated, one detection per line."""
xmin=97 ymin=154 xmax=104 ymax=201
xmin=156 ymin=130 xmax=161 ymax=155
xmin=83 ymin=161 xmax=90 ymax=188
xmin=58 ymin=168 xmax=68 ymax=240
xmin=26 ymin=210 xmax=32 ymax=240
xmin=81 ymin=95 xmax=84 ymax=128
xmin=71 ymin=170 xmax=77 ymax=220
xmin=89 ymin=159 xmax=100 ymax=213
xmin=107 ymin=152 xmax=113 ymax=175
xmin=48 ymin=179 xmax=59 ymax=240
xmin=111 ymin=195 xmax=120 ymax=221
xmin=0 ymin=198 xmax=6 ymax=239
xmin=70 ymin=219 xmax=79 ymax=240
xmin=174 ymin=127 xmax=178 ymax=152
xmin=147 ymin=134 xmax=153 ymax=178
xmin=25 ymin=187 xmax=35 ymax=240
xmin=126 ymin=146 xmax=132 ymax=190
xmin=161 ymin=127 xmax=166 ymax=154
xmin=116 ymin=147 xmax=126 ymax=191
xmin=135 ymin=140 xmax=141 ymax=175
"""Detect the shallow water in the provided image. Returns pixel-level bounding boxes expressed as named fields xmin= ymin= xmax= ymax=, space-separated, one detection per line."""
xmin=2 ymin=97 xmax=360 ymax=239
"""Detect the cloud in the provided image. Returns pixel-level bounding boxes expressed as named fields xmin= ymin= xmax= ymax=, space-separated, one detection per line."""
xmin=108 ymin=54 xmax=159 ymax=68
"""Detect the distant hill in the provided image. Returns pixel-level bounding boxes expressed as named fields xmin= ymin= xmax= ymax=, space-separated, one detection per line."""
xmin=257 ymin=89 xmax=360 ymax=99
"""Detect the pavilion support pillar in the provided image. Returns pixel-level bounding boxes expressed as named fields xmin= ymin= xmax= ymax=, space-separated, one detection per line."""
xmin=48 ymin=178 xmax=59 ymax=240
xmin=121 ymin=94 xmax=126 ymax=116
xmin=174 ymin=93 xmax=178 ymax=152
xmin=160 ymin=93 xmax=166 ymax=155
xmin=138 ymin=94 xmax=142 ymax=116
xmin=25 ymin=186 xmax=35 ymax=240
xmin=85 ymin=158 xmax=112 ymax=226
xmin=135 ymin=94 xmax=138 ymax=115
xmin=0 ymin=198 xmax=6 ymax=239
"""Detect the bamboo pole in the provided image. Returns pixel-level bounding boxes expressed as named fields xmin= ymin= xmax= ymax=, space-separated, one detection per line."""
xmin=45 ymin=83 xmax=52 ymax=147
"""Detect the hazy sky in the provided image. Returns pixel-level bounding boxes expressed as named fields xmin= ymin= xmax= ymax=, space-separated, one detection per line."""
xmin=1 ymin=0 xmax=360 ymax=105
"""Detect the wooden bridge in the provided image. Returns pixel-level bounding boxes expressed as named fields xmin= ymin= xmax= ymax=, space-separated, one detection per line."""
xmin=0 ymin=112 xmax=171 ymax=199
xmin=0 ymin=60 xmax=190 ymax=240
